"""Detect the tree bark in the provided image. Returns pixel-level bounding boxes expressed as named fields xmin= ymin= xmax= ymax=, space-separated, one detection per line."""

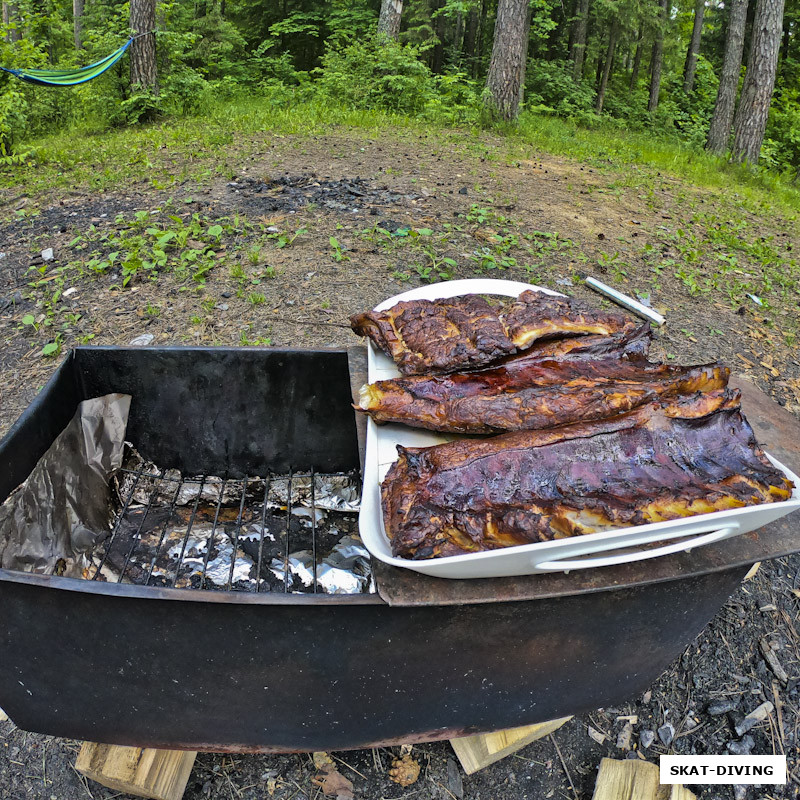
xmin=596 ymin=20 xmax=618 ymax=112
xmin=377 ymin=0 xmax=403 ymax=40
xmin=73 ymin=0 xmax=84 ymax=49
xmin=683 ymin=0 xmax=706 ymax=92
xmin=463 ymin=6 xmax=479 ymax=73
xmin=706 ymin=0 xmax=749 ymax=153
xmin=430 ymin=0 xmax=446 ymax=73
xmin=731 ymin=0 xmax=786 ymax=162
xmin=3 ymin=1 xmax=21 ymax=42
xmin=630 ymin=27 xmax=643 ymax=88
xmin=648 ymin=0 xmax=669 ymax=111
xmin=484 ymin=0 xmax=532 ymax=120
xmin=571 ymin=0 xmax=590 ymax=80
xmin=130 ymin=0 xmax=158 ymax=93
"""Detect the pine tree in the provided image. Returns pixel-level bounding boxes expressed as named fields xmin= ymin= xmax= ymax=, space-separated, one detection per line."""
xmin=731 ymin=0 xmax=786 ymax=162
xmin=683 ymin=0 xmax=706 ymax=92
xmin=485 ymin=0 xmax=531 ymax=120
xmin=130 ymin=0 xmax=158 ymax=92
xmin=706 ymin=0 xmax=750 ymax=153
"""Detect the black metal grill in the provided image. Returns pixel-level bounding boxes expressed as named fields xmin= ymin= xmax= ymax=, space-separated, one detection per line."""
xmin=89 ymin=466 xmax=364 ymax=594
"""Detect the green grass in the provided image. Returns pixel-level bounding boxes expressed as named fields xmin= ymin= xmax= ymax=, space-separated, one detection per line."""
xmin=2 ymin=95 xmax=798 ymax=225
xmin=512 ymin=112 xmax=800 ymax=218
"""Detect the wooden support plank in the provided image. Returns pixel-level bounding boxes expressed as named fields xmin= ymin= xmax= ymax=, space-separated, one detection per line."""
xmin=75 ymin=742 xmax=197 ymax=800
xmin=591 ymin=757 xmax=696 ymax=800
xmin=450 ymin=716 xmax=572 ymax=774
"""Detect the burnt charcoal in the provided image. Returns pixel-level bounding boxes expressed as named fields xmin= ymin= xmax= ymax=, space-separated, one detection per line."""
xmin=226 ymin=175 xmax=420 ymax=216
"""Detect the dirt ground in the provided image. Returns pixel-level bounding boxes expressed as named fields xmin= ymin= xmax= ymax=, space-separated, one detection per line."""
xmin=0 ymin=128 xmax=799 ymax=799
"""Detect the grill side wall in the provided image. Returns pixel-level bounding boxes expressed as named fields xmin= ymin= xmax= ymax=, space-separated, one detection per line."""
xmin=0 ymin=568 xmax=745 ymax=751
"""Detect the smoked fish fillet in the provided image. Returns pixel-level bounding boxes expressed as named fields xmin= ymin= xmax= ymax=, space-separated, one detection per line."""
xmin=350 ymin=291 xmax=636 ymax=375
xmin=381 ymin=398 xmax=794 ymax=559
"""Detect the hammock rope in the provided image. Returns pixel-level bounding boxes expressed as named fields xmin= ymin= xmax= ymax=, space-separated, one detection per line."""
xmin=0 ymin=31 xmax=155 ymax=87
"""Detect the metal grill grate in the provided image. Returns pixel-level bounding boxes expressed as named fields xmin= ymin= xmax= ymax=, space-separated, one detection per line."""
xmin=89 ymin=466 xmax=368 ymax=594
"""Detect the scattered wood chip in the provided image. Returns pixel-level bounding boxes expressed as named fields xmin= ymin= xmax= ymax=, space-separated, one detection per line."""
xmin=791 ymin=589 xmax=800 ymax=599
xmin=388 ymin=752 xmax=421 ymax=787
xmin=588 ymin=725 xmax=607 ymax=745
xmin=616 ymin=715 xmax=639 ymax=724
xmin=735 ymin=701 xmax=774 ymax=737
xmin=759 ymin=636 xmax=789 ymax=684
xmin=616 ymin=721 xmax=633 ymax=751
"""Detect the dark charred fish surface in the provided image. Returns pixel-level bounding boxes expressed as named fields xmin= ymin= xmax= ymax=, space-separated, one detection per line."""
xmin=350 ymin=291 xmax=635 ymax=376
xmin=357 ymin=335 xmax=727 ymax=433
xmin=381 ymin=401 xmax=794 ymax=559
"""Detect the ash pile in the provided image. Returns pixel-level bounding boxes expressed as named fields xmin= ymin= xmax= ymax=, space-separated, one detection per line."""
xmin=227 ymin=174 xmax=420 ymax=215
xmin=91 ymin=447 xmax=373 ymax=595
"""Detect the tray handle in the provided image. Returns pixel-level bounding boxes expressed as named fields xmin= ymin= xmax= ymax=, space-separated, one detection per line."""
xmin=533 ymin=523 xmax=741 ymax=572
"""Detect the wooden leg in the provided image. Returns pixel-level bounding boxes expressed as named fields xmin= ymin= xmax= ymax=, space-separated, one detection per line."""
xmin=450 ymin=716 xmax=572 ymax=774
xmin=75 ymin=742 xmax=197 ymax=800
xmin=591 ymin=757 xmax=697 ymax=800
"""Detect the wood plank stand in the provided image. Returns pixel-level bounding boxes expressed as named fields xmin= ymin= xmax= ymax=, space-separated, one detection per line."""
xmin=592 ymin=757 xmax=696 ymax=800
xmin=75 ymin=742 xmax=197 ymax=800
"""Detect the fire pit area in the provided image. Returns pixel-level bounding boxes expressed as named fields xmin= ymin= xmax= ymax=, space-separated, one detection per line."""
xmin=0 ymin=345 xmax=799 ymax=753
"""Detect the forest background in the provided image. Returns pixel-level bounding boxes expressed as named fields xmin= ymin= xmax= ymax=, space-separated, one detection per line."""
xmin=0 ymin=0 xmax=799 ymax=183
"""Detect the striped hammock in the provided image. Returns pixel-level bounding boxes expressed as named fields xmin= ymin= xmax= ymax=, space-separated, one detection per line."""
xmin=0 ymin=36 xmax=140 ymax=87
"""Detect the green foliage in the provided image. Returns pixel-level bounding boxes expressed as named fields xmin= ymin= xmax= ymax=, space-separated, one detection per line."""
xmin=316 ymin=36 xmax=434 ymax=115
xmin=525 ymin=59 xmax=598 ymax=122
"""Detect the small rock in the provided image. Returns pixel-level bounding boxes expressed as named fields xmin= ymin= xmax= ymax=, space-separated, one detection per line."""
xmin=735 ymin=701 xmax=773 ymax=736
xmin=221 ymin=291 xmax=232 ymax=298
xmin=556 ymin=277 xmax=574 ymax=287
xmin=727 ymin=735 xmax=755 ymax=755
xmin=458 ymin=187 xmax=468 ymax=195
xmin=41 ymin=247 xmax=54 ymax=261
xmin=0 ymin=291 xmax=23 ymax=311
xmin=446 ymin=758 xmax=464 ymax=799
xmin=215 ymin=303 xmax=229 ymax=311
xmin=657 ymin=722 xmax=675 ymax=747
xmin=62 ymin=287 xmax=78 ymax=298
xmin=641 ymin=690 xmax=652 ymax=704
xmin=733 ymin=785 xmax=749 ymax=800
xmin=708 ymin=700 xmax=736 ymax=716
xmin=129 ymin=333 xmax=155 ymax=346
xmin=639 ymin=730 xmax=655 ymax=749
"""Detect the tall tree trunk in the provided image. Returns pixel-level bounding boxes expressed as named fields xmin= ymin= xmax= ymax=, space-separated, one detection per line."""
xmin=571 ymin=0 xmax=590 ymax=80
xmin=463 ymin=6 xmax=479 ymax=73
xmin=731 ymin=0 xmax=786 ymax=162
xmin=683 ymin=0 xmax=706 ymax=92
xmin=706 ymin=0 xmax=749 ymax=153
xmin=3 ymin=1 xmax=21 ymax=41
xmin=630 ymin=27 xmax=643 ymax=88
xmin=484 ymin=0 xmax=531 ymax=120
xmin=596 ymin=20 xmax=618 ymax=112
xmin=430 ymin=0 xmax=446 ymax=73
xmin=648 ymin=0 xmax=669 ymax=111
xmin=518 ymin=1 xmax=533 ymax=107
xmin=130 ymin=0 xmax=158 ymax=93
xmin=475 ymin=0 xmax=487 ymax=78
xmin=377 ymin=0 xmax=403 ymax=40
xmin=73 ymin=0 xmax=83 ymax=49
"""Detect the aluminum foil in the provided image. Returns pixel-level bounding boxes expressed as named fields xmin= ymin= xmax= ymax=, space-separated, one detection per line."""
xmin=269 ymin=534 xmax=373 ymax=594
xmin=0 ymin=394 xmax=131 ymax=576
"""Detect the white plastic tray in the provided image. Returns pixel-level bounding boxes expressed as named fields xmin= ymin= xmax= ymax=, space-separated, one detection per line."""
xmin=358 ymin=279 xmax=800 ymax=578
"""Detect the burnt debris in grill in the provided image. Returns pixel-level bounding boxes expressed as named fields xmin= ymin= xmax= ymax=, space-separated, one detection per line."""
xmin=89 ymin=446 xmax=372 ymax=595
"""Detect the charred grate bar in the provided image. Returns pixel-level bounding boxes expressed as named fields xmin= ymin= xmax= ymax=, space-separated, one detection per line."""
xmin=89 ymin=466 xmax=370 ymax=594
